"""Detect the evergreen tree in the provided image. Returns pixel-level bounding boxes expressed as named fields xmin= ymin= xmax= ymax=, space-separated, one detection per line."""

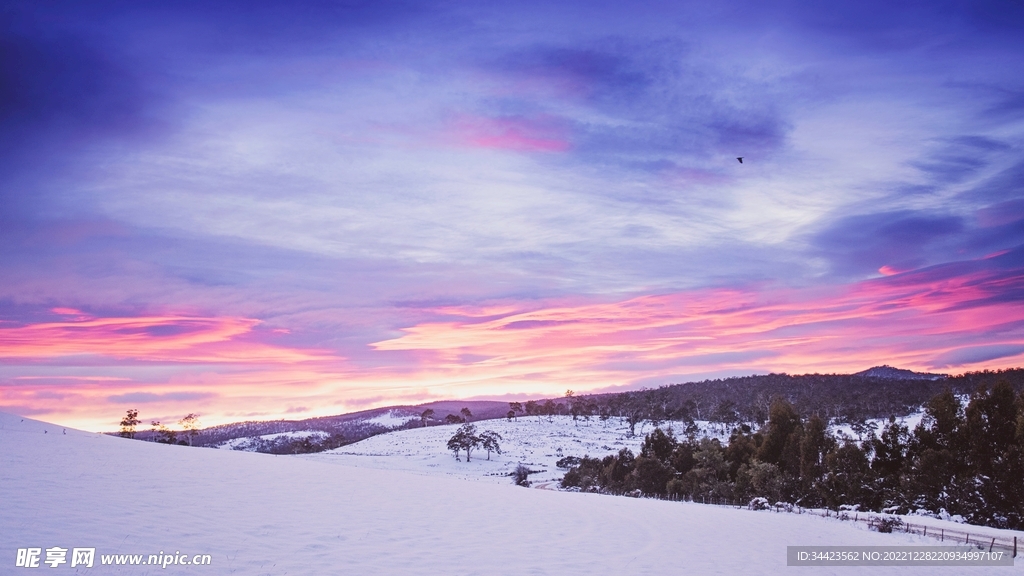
xmin=756 ymin=399 xmax=800 ymax=468
xmin=799 ymin=414 xmax=834 ymax=502
xmin=962 ymin=381 xmax=1020 ymax=526
xmin=640 ymin=427 xmax=677 ymax=461
xmin=869 ymin=417 xmax=909 ymax=509
xmin=904 ymin=389 xmax=965 ymax=515
xmin=819 ymin=441 xmax=871 ymax=510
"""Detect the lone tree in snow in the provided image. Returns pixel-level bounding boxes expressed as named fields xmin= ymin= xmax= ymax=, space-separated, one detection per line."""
xmin=460 ymin=407 xmax=473 ymax=421
xmin=420 ymin=408 xmax=435 ymax=427
xmin=178 ymin=413 xmax=201 ymax=446
xmin=479 ymin=430 xmax=502 ymax=460
xmin=119 ymin=409 xmax=140 ymax=439
xmin=508 ymin=402 xmax=523 ymax=420
xmin=447 ymin=424 xmax=480 ymax=461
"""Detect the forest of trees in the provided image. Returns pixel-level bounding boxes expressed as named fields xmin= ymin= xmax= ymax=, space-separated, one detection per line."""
xmin=566 ymin=369 xmax=1024 ymax=431
xmin=561 ymin=380 xmax=1024 ymax=530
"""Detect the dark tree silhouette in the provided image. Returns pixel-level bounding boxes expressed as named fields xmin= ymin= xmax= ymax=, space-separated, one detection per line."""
xmin=479 ymin=430 xmax=502 ymax=460
xmin=420 ymin=409 xmax=435 ymax=428
xmin=447 ymin=424 xmax=480 ymax=461
xmin=119 ymin=409 xmax=140 ymax=439
xmin=178 ymin=413 xmax=201 ymax=447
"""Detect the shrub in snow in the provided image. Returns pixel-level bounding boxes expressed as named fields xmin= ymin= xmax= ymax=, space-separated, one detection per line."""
xmin=512 ymin=464 xmax=531 ymax=487
xmin=839 ymin=504 xmax=860 ymax=512
xmin=870 ymin=516 xmax=904 ymax=533
xmin=748 ymin=497 xmax=770 ymax=511
xmin=774 ymin=502 xmax=794 ymax=513
xmin=556 ymin=456 xmax=581 ymax=469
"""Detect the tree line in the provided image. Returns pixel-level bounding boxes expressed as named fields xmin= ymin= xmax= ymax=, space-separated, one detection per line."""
xmin=556 ymin=369 xmax=1024 ymax=434
xmin=119 ymin=409 xmax=202 ymax=446
xmin=561 ymin=380 xmax=1024 ymax=530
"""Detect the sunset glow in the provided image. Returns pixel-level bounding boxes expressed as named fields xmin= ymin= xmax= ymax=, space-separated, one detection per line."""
xmin=1 ymin=1 xmax=1022 ymax=431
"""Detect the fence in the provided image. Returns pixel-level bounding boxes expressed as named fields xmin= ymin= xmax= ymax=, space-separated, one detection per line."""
xmin=806 ymin=508 xmax=1019 ymax=557
xmin=659 ymin=494 xmax=1019 ymax=557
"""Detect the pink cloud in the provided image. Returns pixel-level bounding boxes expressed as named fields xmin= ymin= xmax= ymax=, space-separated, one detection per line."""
xmin=0 ymin=314 xmax=331 ymax=364
xmin=4 ymin=264 xmax=1022 ymax=431
xmin=447 ymin=114 xmax=570 ymax=152
xmin=372 ymin=265 xmax=1024 ymax=385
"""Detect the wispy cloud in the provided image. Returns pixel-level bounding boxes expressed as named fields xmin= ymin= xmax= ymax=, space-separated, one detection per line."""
xmin=0 ymin=314 xmax=330 ymax=364
xmin=1 ymin=1 xmax=1022 ymax=430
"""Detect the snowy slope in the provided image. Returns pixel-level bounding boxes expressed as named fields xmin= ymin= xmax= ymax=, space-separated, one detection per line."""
xmin=310 ymin=415 xmax=648 ymax=485
xmin=2 ymin=411 xmax=1019 ymax=575
xmin=217 ymin=429 xmax=330 ymax=450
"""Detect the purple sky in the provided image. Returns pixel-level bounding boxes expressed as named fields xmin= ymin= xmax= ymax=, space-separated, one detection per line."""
xmin=2 ymin=1 xmax=1023 ymax=430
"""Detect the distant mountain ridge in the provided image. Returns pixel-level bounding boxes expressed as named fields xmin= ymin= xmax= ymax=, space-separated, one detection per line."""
xmin=191 ymin=400 xmax=510 ymax=449
xmin=855 ymin=365 xmax=947 ymax=380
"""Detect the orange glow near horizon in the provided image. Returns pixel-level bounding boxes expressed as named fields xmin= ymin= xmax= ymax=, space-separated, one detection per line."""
xmin=2 ymin=266 xmax=1023 ymax=431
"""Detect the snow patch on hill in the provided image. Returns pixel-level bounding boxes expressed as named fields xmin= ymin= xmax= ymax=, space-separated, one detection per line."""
xmin=363 ymin=409 xmax=419 ymax=429
xmin=217 ymin=429 xmax=329 ymax=450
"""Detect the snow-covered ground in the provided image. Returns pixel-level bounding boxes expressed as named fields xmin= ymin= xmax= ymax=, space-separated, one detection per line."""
xmin=362 ymin=409 xmax=419 ymax=428
xmin=218 ymin=429 xmax=330 ymax=450
xmin=309 ymin=416 xmax=647 ymax=484
xmin=3 ymin=411 xmax=1021 ymax=575
xmin=831 ymin=410 xmax=927 ymax=441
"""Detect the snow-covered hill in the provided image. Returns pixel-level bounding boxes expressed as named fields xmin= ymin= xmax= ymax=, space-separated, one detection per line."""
xmin=310 ymin=415 xmax=649 ymax=485
xmin=2 ymin=411 xmax=1018 ymax=575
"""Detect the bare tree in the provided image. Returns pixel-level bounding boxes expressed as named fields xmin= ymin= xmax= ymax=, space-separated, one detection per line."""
xmin=119 ymin=409 xmax=140 ymax=439
xmin=178 ymin=413 xmax=201 ymax=446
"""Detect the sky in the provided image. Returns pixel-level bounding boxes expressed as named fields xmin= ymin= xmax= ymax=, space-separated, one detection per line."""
xmin=1 ymin=0 xmax=1023 ymax=431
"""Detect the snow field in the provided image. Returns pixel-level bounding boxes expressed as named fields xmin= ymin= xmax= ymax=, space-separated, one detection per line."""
xmin=312 ymin=416 xmax=648 ymax=484
xmin=2 ymin=412 xmax=1020 ymax=575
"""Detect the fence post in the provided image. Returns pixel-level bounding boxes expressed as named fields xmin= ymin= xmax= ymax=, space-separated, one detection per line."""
xmin=923 ymin=526 xmax=926 ymax=537
xmin=965 ymin=533 xmax=969 ymax=545
xmin=1013 ymin=536 xmax=1016 ymax=558
xmin=989 ymin=538 xmax=995 ymax=553
xmin=940 ymin=529 xmax=943 ymax=542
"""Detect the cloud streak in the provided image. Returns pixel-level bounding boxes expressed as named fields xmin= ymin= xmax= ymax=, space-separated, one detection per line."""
xmin=0 ymin=314 xmax=329 ymax=364
xmin=1 ymin=1 xmax=1022 ymax=430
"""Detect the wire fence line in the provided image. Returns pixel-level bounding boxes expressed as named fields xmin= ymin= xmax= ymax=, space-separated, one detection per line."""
xmin=651 ymin=494 xmax=1020 ymax=557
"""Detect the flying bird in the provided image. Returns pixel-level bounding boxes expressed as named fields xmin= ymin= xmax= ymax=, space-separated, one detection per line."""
xmin=737 ymin=157 xmax=743 ymax=163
